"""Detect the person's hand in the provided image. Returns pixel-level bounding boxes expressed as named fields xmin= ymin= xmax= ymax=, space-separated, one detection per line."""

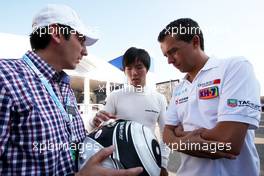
xmin=76 ymin=146 xmax=143 ymax=176
xmin=163 ymin=125 xmax=177 ymax=145
xmin=93 ymin=110 xmax=117 ymax=127
xmin=160 ymin=167 xmax=168 ymax=176
xmin=174 ymin=123 xmax=190 ymax=137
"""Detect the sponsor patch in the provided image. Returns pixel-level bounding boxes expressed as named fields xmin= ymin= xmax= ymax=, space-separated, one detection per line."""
xmin=199 ymin=86 xmax=219 ymax=99
xmin=227 ymin=99 xmax=261 ymax=111
xmin=227 ymin=99 xmax=237 ymax=107
xmin=198 ymin=79 xmax=221 ymax=87
xmin=145 ymin=109 xmax=159 ymax=114
xmin=175 ymin=97 xmax=188 ymax=105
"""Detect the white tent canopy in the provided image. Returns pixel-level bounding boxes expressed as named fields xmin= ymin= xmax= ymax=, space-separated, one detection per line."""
xmin=0 ymin=32 xmax=125 ymax=83
xmin=0 ymin=33 xmax=31 ymax=59
xmin=65 ymin=54 xmax=125 ymax=83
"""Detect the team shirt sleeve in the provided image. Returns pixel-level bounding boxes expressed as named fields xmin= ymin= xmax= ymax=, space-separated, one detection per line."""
xmin=217 ymin=58 xmax=261 ymax=129
xmin=157 ymin=94 xmax=171 ymax=168
xmin=101 ymin=92 xmax=116 ymax=114
xmin=165 ymin=87 xmax=181 ymax=126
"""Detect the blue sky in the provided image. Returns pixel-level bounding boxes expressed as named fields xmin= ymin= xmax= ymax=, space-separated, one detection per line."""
xmin=1 ymin=0 xmax=264 ymax=94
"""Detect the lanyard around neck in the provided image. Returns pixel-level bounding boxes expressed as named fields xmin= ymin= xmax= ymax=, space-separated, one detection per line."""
xmin=22 ymin=55 xmax=70 ymax=122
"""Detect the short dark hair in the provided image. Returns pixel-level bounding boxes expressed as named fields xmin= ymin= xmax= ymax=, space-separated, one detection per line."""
xmin=122 ymin=47 xmax=151 ymax=71
xmin=158 ymin=18 xmax=204 ymax=51
xmin=29 ymin=24 xmax=73 ymax=51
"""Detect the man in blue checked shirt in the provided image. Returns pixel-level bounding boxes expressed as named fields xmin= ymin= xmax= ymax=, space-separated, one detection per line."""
xmin=0 ymin=4 xmax=142 ymax=176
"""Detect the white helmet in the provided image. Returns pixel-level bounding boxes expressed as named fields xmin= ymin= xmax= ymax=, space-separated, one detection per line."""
xmin=79 ymin=119 xmax=162 ymax=176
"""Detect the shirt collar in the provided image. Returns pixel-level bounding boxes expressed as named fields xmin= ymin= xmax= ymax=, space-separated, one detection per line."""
xmin=24 ymin=51 xmax=70 ymax=83
xmin=182 ymin=57 xmax=219 ymax=81
xmin=200 ymin=57 xmax=219 ymax=71
xmin=53 ymin=71 xmax=71 ymax=84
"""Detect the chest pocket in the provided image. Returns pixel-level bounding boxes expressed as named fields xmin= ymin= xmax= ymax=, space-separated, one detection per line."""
xmin=11 ymin=85 xmax=34 ymax=121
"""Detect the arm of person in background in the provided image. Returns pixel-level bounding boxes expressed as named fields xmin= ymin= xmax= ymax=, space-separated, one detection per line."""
xmin=157 ymin=95 xmax=170 ymax=176
xmin=92 ymin=110 xmax=117 ymax=127
xmin=88 ymin=93 xmax=117 ymax=130
xmin=76 ymin=146 xmax=143 ymax=176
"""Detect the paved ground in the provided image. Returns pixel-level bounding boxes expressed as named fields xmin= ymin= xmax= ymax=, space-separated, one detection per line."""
xmin=158 ymin=113 xmax=264 ymax=176
xmin=255 ymin=112 xmax=264 ymax=176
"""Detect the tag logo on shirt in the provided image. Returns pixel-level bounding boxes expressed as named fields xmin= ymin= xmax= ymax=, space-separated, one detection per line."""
xmin=199 ymin=86 xmax=219 ymax=99
xmin=227 ymin=99 xmax=261 ymax=111
xmin=227 ymin=99 xmax=238 ymax=107
xmin=198 ymin=79 xmax=221 ymax=87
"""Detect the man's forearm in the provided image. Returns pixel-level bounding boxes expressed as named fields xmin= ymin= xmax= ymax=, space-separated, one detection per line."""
xmin=199 ymin=122 xmax=249 ymax=155
xmin=164 ymin=126 xmax=235 ymax=159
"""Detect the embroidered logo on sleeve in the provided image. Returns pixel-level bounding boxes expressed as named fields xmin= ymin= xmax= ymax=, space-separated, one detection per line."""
xmin=227 ymin=99 xmax=237 ymax=107
xmin=227 ymin=99 xmax=261 ymax=111
xmin=199 ymin=86 xmax=219 ymax=99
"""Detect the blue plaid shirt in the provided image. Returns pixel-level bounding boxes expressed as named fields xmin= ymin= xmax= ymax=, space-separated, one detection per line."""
xmin=0 ymin=51 xmax=86 ymax=175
